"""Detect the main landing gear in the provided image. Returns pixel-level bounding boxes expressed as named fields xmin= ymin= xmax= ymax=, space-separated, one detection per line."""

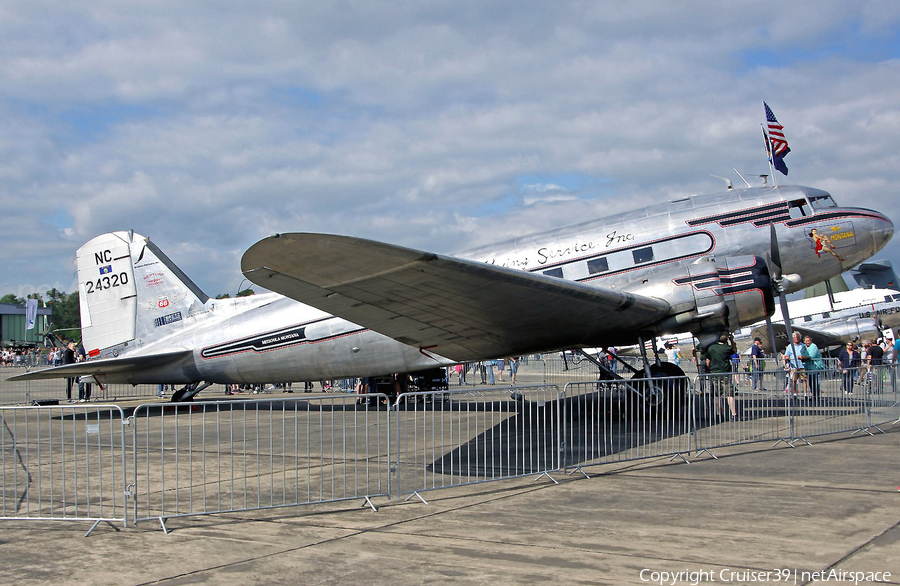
xmin=170 ymin=382 xmax=213 ymax=402
xmin=574 ymin=338 xmax=688 ymax=418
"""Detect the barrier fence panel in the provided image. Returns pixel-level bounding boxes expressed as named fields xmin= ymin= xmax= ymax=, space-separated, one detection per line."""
xmin=0 ymin=404 xmax=127 ymax=534
xmin=858 ymin=364 xmax=899 ymax=432
xmin=393 ymin=385 xmax=560 ymax=500
xmin=1 ymin=364 xmax=897 ymax=534
xmin=562 ymin=376 xmax=693 ymax=472
xmin=696 ymin=365 xmax=895 ymax=446
xmin=130 ymin=395 xmax=391 ymax=528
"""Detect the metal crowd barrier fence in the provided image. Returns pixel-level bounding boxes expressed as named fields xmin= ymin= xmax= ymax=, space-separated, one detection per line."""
xmin=0 ymin=404 xmax=127 ymax=535
xmin=562 ymin=376 xmax=693 ymax=474
xmin=392 ymin=384 xmax=561 ymax=502
xmin=0 ymin=366 xmax=898 ymax=534
xmin=129 ymin=394 xmax=391 ymax=531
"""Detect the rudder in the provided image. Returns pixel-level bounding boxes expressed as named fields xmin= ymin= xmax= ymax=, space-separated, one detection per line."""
xmin=77 ymin=231 xmax=208 ymax=358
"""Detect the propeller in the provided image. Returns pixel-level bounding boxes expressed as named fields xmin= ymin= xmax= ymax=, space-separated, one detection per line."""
xmin=766 ymin=224 xmax=797 ymax=357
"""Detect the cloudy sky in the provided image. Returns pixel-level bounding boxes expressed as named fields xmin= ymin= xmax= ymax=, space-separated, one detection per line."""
xmin=2 ymin=1 xmax=899 ymax=299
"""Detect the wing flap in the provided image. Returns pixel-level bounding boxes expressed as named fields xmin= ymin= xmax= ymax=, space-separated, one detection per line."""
xmin=242 ymin=233 xmax=672 ymax=360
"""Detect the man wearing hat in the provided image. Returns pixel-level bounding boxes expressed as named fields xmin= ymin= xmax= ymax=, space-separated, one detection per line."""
xmin=749 ymin=337 xmax=766 ymax=391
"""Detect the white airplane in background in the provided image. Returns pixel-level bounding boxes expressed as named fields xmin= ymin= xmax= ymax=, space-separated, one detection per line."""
xmin=745 ymin=287 xmax=900 ymax=353
xmin=13 ymin=184 xmax=894 ymax=404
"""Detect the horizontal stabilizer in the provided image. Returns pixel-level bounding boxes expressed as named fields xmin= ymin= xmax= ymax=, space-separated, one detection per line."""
xmin=8 ymin=350 xmax=194 ymax=382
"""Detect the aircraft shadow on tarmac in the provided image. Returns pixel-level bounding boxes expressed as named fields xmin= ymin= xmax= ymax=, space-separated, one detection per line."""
xmin=427 ymin=393 xmax=872 ymax=477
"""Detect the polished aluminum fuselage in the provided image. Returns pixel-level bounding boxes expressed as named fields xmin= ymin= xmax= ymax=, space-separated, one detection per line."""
xmin=89 ymin=185 xmax=897 ymax=385
xmin=460 ymin=185 xmax=892 ymax=316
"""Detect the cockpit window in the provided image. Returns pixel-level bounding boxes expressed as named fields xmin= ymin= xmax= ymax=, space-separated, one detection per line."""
xmin=808 ymin=194 xmax=837 ymax=209
xmin=788 ymin=199 xmax=811 ymax=219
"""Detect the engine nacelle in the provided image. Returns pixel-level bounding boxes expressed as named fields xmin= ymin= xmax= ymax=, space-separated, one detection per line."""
xmin=816 ymin=317 xmax=880 ymax=345
xmin=659 ymin=255 xmax=775 ymax=342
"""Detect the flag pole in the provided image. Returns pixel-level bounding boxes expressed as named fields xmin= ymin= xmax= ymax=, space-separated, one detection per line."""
xmin=761 ymin=124 xmax=777 ymax=187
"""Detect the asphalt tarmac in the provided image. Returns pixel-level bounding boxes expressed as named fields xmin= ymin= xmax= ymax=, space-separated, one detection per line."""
xmin=0 ymin=420 xmax=897 ymax=585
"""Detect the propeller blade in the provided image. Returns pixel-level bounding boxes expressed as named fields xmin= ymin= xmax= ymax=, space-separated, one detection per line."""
xmin=764 ymin=315 xmax=778 ymax=355
xmin=769 ymin=224 xmax=783 ymax=279
xmin=778 ymin=289 xmax=796 ymax=355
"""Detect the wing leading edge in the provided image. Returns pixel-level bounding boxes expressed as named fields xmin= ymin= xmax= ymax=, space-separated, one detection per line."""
xmin=241 ymin=233 xmax=672 ymax=361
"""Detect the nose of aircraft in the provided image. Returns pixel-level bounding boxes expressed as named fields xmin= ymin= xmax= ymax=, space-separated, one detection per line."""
xmin=867 ymin=210 xmax=895 ymax=254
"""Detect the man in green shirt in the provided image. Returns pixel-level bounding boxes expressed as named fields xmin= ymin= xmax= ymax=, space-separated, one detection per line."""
xmin=706 ymin=333 xmax=739 ymax=420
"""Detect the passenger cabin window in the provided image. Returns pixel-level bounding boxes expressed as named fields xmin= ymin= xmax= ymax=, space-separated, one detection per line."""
xmin=803 ymin=316 xmax=812 ymax=322
xmin=788 ymin=199 xmax=811 ymax=219
xmin=632 ymin=247 xmax=654 ymax=264
xmin=822 ymin=312 xmax=830 ymax=318
xmin=543 ymin=268 xmax=564 ymax=278
xmin=587 ymin=257 xmax=609 ymax=274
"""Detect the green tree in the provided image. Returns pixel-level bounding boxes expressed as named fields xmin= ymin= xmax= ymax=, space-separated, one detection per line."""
xmin=26 ymin=292 xmax=45 ymax=307
xmin=45 ymin=288 xmax=80 ymax=335
xmin=236 ymin=288 xmax=255 ymax=297
xmin=0 ymin=293 xmax=24 ymax=305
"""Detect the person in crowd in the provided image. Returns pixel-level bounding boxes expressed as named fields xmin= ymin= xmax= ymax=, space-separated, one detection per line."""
xmin=61 ymin=341 xmax=77 ymax=402
xmin=749 ymin=337 xmax=766 ymax=391
xmin=508 ymin=357 xmax=519 ymax=384
xmin=803 ymin=336 xmax=825 ymax=399
xmin=355 ymin=377 xmax=369 ymax=405
xmin=782 ymin=332 xmax=808 ymax=397
xmin=664 ymin=343 xmax=681 ymax=366
xmin=75 ymin=342 xmax=92 ymax=402
xmin=866 ymin=339 xmax=884 ymax=393
xmin=837 ymin=342 xmax=860 ymax=395
xmin=706 ymin=333 xmax=739 ymax=420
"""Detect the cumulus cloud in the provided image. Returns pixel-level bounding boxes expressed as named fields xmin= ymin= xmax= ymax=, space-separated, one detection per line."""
xmin=0 ymin=1 xmax=899 ymax=298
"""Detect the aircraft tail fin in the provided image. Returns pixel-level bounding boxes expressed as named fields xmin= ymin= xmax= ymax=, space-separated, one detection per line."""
xmin=850 ymin=260 xmax=900 ymax=291
xmin=77 ymin=231 xmax=209 ymax=358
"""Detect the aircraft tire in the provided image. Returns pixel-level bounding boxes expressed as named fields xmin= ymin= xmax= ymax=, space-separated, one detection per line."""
xmin=626 ymin=362 xmax=688 ymax=419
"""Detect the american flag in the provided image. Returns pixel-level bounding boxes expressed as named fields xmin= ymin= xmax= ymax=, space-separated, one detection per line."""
xmin=764 ymin=102 xmax=790 ymax=157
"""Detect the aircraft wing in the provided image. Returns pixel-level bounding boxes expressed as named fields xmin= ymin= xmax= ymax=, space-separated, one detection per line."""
xmin=241 ymin=233 xmax=672 ymax=361
xmin=7 ymin=350 xmax=194 ymax=381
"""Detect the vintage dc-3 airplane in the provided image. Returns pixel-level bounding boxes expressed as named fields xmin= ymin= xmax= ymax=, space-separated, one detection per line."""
xmin=14 ymin=183 xmax=894 ymax=404
xmin=745 ymin=286 xmax=900 ymax=353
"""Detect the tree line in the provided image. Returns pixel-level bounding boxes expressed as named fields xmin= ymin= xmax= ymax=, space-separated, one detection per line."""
xmin=1 ymin=288 xmax=256 ymax=340
xmin=1 ymin=289 xmax=80 ymax=335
